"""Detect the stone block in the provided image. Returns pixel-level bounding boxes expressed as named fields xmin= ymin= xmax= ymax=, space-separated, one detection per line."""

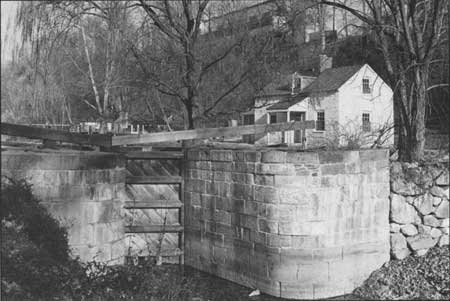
xmin=210 ymin=150 xmax=233 ymax=162
xmin=286 ymin=151 xmax=319 ymax=164
xmin=254 ymin=175 xmax=274 ymax=186
xmin=214 ymin=210 xmax=231 ymax=225
xmin=406 ymin=234 xmax=437 ymax=251
xmin=197 ymin=170 xmax=213 ymax=180
xmin=390 ymin=194 xmax=421 ymax=224
xmin=430 ymin=186 xmax=449 ymax=199
xmin=216 ymin=182 xmax=232 ymax=198
xmin=433 ymin=197 xmax=443 ymax=206
xmin=232 ymin=183 xmax=254 ymax=201
xmin=318 ymin=151 xmax=344 ymax=164
xmin=411 ymin=194 xmax=435 ymax=216
xmin=280 ymin=282 xmax=314 ymax=300
xmin=250 ymin=231 xmax=266 ymax=244
xmin=232 ymin=150 xmax=261 ymax=162
xmin=256 ymin=163 xmax=296 ymax=175
xmin=423 ymin=215 xmax=441 ymax=227
xmin=233 ymin=162 xmax=256 ymax=173
xmin=278 ymin=187 xmax=312 ymax=206
xmin=248 ymin=251 xmax=270 ymax=278
xmin=258 ymin=218 xmax=278 ymax=233
xmin=343 ymin=242 xmax=389 ymax=257
xmin=391 ymin=178 xmax=424 ymax=195
xmin=440 ymin=218 xmax=449 ymax=228
xmin=438 ymin=234 xmax=449 ymax=246
xmin=254 ymin=185 xmax=279 ymax=204
xmin=359 ymin=149 xmax=389 ymax=162
xmin=213 ymin=171 xmax=232 ymax=182
xmin=312 ymin=247 xmax=343 ymax=261
xmin=263 ymin=204 xmax=279 ymax=220
xmin=417 ymin=224 xmax=432 ymax=235
xmin=205 ymin=231 xmax=224 ymax=247
xmin=291 ymin=235 xmax=320 ymax=249
xmin=185 ymin=179 xmax=205 ymax=193
xmin=392 ymin=247 xmax=411 ymax=260
xmin=435 ymin=200 xmax=449 ymax=218
xmin=254 ymin=242 xmax=280 ymax=255
xmin=211 ymin=162 xmax=233 ymax=172
xmin=201 ymin=194 xmax=215 ymax=209
xmin=320 ymin=163 xmax=346 ymax=175
xmin=430 ymin=228 xmax=442 ymax=238
xmin=214 ymin=197 xmax=229 ymax=211
xmin=215 ymin=223 xmax=234 ymax=236
xmin=390 ymin=233 xmax=408 ymax=259
xmin=400 ymin=224 xmax=418 ymax=236
xmin=236 ymin=214 xmax=258 ymax=229
xmin=436 ymin=171 xmax=449 ymax=186
xmin=211 ymin=246 xmax=227 ymax=264
xmin=231 ymin=172 xmax=254 ymax=184
xmin=243 ymin=200 xmax=259 ymax=216
xmin=265 ymin=233 xmax=281 ymax=247
xmin=195 ymin=161 xmax=211 ymax=170
xmin=261 ymin=150 xmax=287 ymax=163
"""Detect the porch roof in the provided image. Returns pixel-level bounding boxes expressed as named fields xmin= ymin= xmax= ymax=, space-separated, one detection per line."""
xmin=266 ymin=94 xmax=308 ymax=110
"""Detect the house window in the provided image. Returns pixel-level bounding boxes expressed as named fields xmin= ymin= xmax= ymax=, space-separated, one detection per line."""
xmin=243 ymin=114 xmax=254 ymax=125
xmin=362 ymin=78 xmax=371 ymax=94
xmin=269 ymin=114 xmax=277 ymax=124
xmin=362 ymin=113 xmax=371 ymax=132
xmin=294 ymin=77 xmax=301 ymax=90
xmin=316 ymin=111 xmax=325 ymax=131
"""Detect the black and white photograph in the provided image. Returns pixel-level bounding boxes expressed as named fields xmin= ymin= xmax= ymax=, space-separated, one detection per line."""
xmin=1 ymin=0 xmax=449 ymax=299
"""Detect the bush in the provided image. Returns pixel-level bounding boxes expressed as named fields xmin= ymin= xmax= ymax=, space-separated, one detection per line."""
xmin=1 ymin=177 xmax=70 ymax=262
xmin=1 ymin=177 xmax=192 ymax=300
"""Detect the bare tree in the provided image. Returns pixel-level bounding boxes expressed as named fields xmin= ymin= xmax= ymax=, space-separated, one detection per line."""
xmin=321 ymin=0 xmax=448 ymax=162
xmin=134 ymin=0 xmax=270 ymax=129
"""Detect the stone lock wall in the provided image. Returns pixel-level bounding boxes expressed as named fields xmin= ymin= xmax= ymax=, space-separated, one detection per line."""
xmin=184 ymin=147 xmax=391 ymax=299
xmin=389 ymin=162 xmax=449 ymax=259
xmin=1 ymin=147 xmax=127 ymax=264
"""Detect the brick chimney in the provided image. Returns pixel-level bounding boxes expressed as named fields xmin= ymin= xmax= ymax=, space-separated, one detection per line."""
xmin=319 ymin=54 xmax=332 ymax=73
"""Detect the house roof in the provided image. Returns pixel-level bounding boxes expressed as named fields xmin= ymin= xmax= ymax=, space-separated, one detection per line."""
xmin=267 ymin=94 xmax=308 ymax=110
xmin=257 ymin=73 xmax=293 ymax=97
xmin=302 ymin=65 xmax=363 ymax=93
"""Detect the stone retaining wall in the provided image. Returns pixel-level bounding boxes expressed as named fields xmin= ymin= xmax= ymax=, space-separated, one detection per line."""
xmin=1 ymin=147 xmax=127 ymax=264
xmin=390 ymin=162 xmax=449 ymax=259
xmin=184 ymin=147 xmax=390 ymax=299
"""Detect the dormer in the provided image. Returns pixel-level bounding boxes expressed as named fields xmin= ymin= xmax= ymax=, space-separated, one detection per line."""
xmin=291 ymin=72 xmax=316 ymax=94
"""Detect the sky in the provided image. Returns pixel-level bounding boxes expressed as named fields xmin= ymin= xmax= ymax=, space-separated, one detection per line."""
xmin=1 ymin=1 xmax=19 ymax=63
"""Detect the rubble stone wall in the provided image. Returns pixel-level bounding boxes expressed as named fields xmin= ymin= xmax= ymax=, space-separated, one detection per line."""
xmin=1 ymin=148 xmax=127 ymax=264
xmin=184 ymin=147 xmax=390 ymax=299
xmin=389 ymin=162 xmax=449 ymax=259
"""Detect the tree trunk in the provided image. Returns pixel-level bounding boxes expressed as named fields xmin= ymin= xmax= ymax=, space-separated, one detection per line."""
xmin=409 ymin=69 xmax=428 ymax=161
xmin=186 ymin=101 xmax=195 ymax=129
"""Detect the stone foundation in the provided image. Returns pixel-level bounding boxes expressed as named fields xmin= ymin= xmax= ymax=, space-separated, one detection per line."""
xmin=1 ymin=147 xmax=127 ymax=264
xmin=389 ymin=162 xmax=449 ymax=259
xmin=184 ymin=147 xmax=390 ymax=299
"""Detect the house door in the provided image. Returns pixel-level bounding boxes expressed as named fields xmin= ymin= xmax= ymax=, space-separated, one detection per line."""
xmin=243 ymin=114 xmax=255 ymax=144
xmin=290 ymin=111 xmax=306 ymax=144
xmin=268 ymin=112 xmax=287 ymax=145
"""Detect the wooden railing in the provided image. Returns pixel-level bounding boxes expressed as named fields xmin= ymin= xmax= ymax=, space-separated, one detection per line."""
xmin=1 ymin=122 xmax=111 ymax=147
xmin=111 ymin=121 xmax=315 ymax=146
xmin=1 ymin=120 xmax=315 ymax=148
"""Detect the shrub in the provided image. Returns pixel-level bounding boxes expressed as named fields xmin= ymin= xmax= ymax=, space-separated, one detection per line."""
xmin=1 ymin=177 xmax=192 ymax=300
xmin=1 ymin=177 xmax=70 ymax=262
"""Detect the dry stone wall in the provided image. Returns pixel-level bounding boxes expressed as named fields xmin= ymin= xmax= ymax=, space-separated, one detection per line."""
xmin=389 ymin=162 xmax=449 ymax=259
xmin=184 ymin=147 xmax=390 ymax=299
xmin=1 ymin=147 xmax=127 ymax=264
